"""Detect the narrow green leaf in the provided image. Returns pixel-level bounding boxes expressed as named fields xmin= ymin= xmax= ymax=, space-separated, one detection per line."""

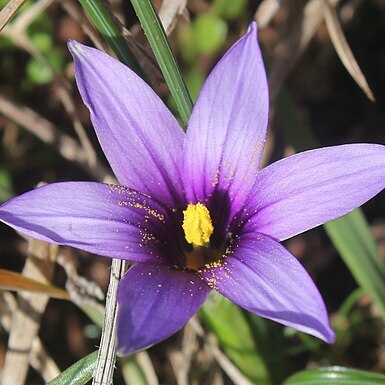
xmin=78 ymin=303 xmax=104 ymax=329
xmin=277 ymin=89 xmax=385 ymax=323
xmin=130 ymin=0 xmax=193 ymax=127
xmin=283 ymin=366 xmax=385 ymax=385
xmin=121 ymin=356 xmax=148 ymax=385
xmin=337 ymin=288 xmax=364 ymax=318
xmin=192 ymin=14 xmax=227 ymax=54
xmin=78 ymin=0 xmax=142 ymax=73
xmin=201 ymin=293 xmax=271 ymax=384
xmin=325 ymin=211 xmax=385 ymax=320
xmin=0 ymin=167 xmax=13 ymax=202
xmin=47 ymin=350 xmax=98 ymax=385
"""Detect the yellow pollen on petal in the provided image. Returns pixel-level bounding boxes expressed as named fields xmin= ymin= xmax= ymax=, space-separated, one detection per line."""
xmin=182 ymin=203 xmax=213 ymax=247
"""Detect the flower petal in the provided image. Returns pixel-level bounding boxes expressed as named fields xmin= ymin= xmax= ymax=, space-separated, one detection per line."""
xmin=68 ymin=41 xmax=184 ymax=206
xmin=199 ymin=232 xmax=334 ymax=343
xmin=0 ymin=182 xmax=176 ymax=263
xmin=243 ymin=144 xmax=385 ymax=241
xmin=117 ymin=263 xmax=210 ymax=355
xmin=183 ymin=22 xmax=268 ymax=213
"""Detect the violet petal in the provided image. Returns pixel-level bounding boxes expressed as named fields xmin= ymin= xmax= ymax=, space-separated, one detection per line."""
xmin=117 ymin=263 xmax=210 ymax=355
xmin=68 ymin=41 xmax=184 ymax=206
xmin=0 ymin=182 xmax=174 ymax=263
xmin=244 ymin=143 xmax=385 ymax=241
xmin=199 ymin=232 xmax=334 ymax=343
xmin=183 ymin=22 xmax=268 ymax=216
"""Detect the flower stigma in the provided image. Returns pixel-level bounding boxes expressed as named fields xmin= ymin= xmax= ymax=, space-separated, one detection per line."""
xmin=182 ymin=203 xmax=213 ymax=247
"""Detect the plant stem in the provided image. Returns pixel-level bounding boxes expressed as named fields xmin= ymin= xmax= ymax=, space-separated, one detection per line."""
xmin=92 ymin=259 xmax=127 ymax=385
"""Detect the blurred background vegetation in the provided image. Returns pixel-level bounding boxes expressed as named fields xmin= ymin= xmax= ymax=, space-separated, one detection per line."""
xmin=1 ymin=0 xmax=385 ymax=384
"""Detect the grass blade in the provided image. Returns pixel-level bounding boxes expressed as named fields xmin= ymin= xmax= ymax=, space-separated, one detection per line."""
xmin=283 ymin=366 xmax=385 ymax=385
xmin=130 ymin=0 xmax=193 ymax=127
xmin=324 ymin=210 xmax=385 ymax=320
xmin=78 ymin=0 xmax=142 ymax=73
xmin=277 ymin=89 xmax=385 ymax=322
xmin=47 ymin=351 xmax=98 ymax=385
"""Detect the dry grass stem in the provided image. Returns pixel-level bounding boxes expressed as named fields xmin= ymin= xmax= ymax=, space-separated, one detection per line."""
xmin=0 ymin=94 xmax=110 ymax=181
xmin=56 ymin=253 xmax=105 ymax=313
xmin=323 ymin=0 xmax=375 ymax=101
xmin=207 ymin=337 xmax=254 ymax=385
xmin=255 ymin=0 xmax=280 ymax=28
xmin=189 ymin=318 xmax=253 ymax=385
xmin=2 ymin=239 xmax=58 ymax=385
xmin=92 ymin=259 xmax=128 ymax=385
xmin=2 ymin=0 xmax=102 ymax=171
xmin=268 ymin=0 xmax=326 ymax=102
xmin=136 ymin=352 xmax=159 ymax=385
xmin=1 ymin=0 xmax=53 ymax=69
xmin=0 ymin=0 xmax=26 ymax=32
xmin=7 ymin=0 xmax=52 ymax=33
xmin=169 ymin=323 xmax=197 ymax=385
xmin=2 ymin=25 xmax=51 ymax=72
xmin=60 ymin=0 xmax=107 ymax=51
xmin=159 ymin=0 xmax=188 ymax=35
xmin=0 ymin=268 xmax=70 ymax=300
xmin=0 ymin=292 xmax=61 ymax=382
xmin=55 ymin=80 xmax=98 ymax=168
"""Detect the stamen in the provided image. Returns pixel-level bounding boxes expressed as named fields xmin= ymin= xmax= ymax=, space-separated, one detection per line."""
xmin=182 ymin=203 xmax=213 ymax=246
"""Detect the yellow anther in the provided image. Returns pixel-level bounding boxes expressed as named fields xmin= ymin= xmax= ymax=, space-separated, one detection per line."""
xmin=182 ymin=203 xmax=213 ymax=246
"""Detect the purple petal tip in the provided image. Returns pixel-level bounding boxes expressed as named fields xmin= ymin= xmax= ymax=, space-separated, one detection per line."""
xmin=326 ymin=329 xmax=336 ymax=344
xmin=67 ymin=40 xmax=88 ymax=59
xmin=247 ymin=20 xmax=258 ymax=34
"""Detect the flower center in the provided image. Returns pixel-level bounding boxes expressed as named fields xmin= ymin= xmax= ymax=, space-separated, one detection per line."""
xmin=182 ymin=203 xmax=225 ymax=271
xmin=182 ymin=203 xmax=213 ymax=247
xmin=184 ymin=246 xmax=222 ymax=271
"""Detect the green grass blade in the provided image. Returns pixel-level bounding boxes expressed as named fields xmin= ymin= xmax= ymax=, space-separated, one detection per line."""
xmin=277 ymin=89 xmax=385 ymax=322
xmin=324 ymin=211 xmax=385 ymax=320
xmin=47 ymin=351 xmax=98 ymax=385
xmin=78 ymin=303 xmax=104 ymax=329
xmin=121 ymin=356 xmax=149 ymax=385
xmin=130 ymin=0 xmax=193 ymax=127
xmin=283 ymin=366 xmax=385 ymax=385
xmin=78 ymin=0 xmax=142 ymax=73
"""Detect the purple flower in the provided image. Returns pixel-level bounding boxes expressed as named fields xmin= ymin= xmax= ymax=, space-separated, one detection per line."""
xmin=1 ymin=22 xmax=385 ymax=355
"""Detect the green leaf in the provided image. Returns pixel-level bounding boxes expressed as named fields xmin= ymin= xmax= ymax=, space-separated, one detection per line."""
xmin=324 ymin=211 xmax=385 ymax=321
xmin=184 ymin=67 xmax=205 ymax=102
xmin=283 ymin=366 xmax=385 ymax=385
xmin=26 ymin=58 xmax=53 ymax=84
xmin=177 ymin=22 xmax=198 ymax=64
xmin=201 ymin=293 xmax=271 ymax=384
xmin=213 ymin=0 xmax=247 ymax=20
xmin=78 ymin=304 xmax=104 ymax=329
xmin=193 ymin=14 xmax=228 ymax=54
xmin=47 ymin=351 xmax=98 ymax=385
xmin=0 ymin=168 xmax=13 ymax=202
xmin=130 ymin=0 xmax=193 ymax=127
xmin=46 ymin=50 xmax=65 ymax=72
xmin=277 ymin=89 xmax=385 ymax=323
xmin=121 ymin=356 xmax=148 ymax=385
xmin=30 ymin=32 xmax=52 ymax=52
xmin=78 ymin=0 xmax=142 ymax=73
